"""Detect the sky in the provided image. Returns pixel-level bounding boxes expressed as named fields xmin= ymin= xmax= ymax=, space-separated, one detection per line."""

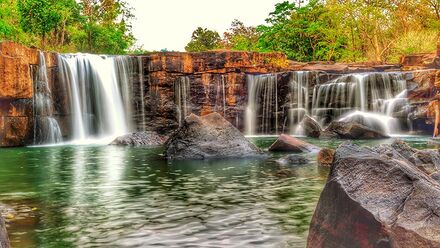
xmin=129 ymin=0 xmax=282 ymax=51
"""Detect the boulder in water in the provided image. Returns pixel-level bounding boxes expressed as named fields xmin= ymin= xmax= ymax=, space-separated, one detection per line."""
xmin=110 ymin=131 xmax=167 ymax=146
xmin=324 ymin=121 xmax=390 ymax=139
xmin=317 ymin=148 xmax=335 ymax=167
xmin=269 ymin=134 xmax=319 ymax=153
xmin=165 ymin=113 xmax=263 ymax=160
xmin=276 ymin=154 xmax=310 ymax=165
xmin=308 ymin=141 xmax=440 ymax=248
xmin=301 ymin=115 xmax=322 ymax=138
xmin=0 ymin=216 xmax=9 ymax=248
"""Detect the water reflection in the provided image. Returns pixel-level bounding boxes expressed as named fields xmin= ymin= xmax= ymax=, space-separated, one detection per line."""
xmin=0 ymin=136 xmax=430 ymax=247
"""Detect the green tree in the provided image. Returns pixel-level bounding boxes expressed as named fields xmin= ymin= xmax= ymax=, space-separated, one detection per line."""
xmin=185 ymin=27 xmax=221 ymax=52
xmin=222 ymin=20 xmax=260 ymax=51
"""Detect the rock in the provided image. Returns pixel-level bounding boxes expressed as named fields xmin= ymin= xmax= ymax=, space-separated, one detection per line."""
xmin=110 ymin=131 xmax=167 ymax=146
xmin=317 ymin=148 xmax=335 ymax=167
xmin=276 ymin=154 xmax=309 ymax=165
xmin=0 ymin=216 xmax=9 ymax=248
xmin=165 ymin=113 xmax=263 ymax=160
xmin=301 ymin=115 xmax=322 ymax=138
xmin=324 ymin=121 xmax=390 ymax=139
xmin=308 ymin=141 xmax=440 ymax=248
xmin=268 ymin=134 xmax=319 ymax=153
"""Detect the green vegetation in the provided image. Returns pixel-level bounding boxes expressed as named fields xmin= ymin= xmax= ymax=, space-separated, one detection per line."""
xmin=0 ymin=0 xmax=134 ymax=54
xmin=186 ymin=0 xmax=440 ymax=62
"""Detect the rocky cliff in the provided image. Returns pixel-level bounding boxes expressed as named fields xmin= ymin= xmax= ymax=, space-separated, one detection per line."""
xmin=0 ymin=41 xmax=440 ymax=147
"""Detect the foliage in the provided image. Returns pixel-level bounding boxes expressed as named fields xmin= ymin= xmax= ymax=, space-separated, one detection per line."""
xmin=0 ymin=0 xmax=135 ymax=54
xmin=185 ymin=27 xmax=222 ymax=52
xmin=222 ymin=20 xmax=260 ymax=51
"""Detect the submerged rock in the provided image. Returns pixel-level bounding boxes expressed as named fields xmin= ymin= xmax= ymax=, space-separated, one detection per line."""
xmin=323 ymin=121 xmax=389 ymax=139
xmin=165 ymin=113 xmax=262 ymax=160
xmin=301 ymin=115 xmax=322 ymax=138
xmin=276 ymin=154 xmax=310 ymax=165
xmin=110 ymin=131 xmax=167 ymax=146
xmin=308 ymin=141 xmax=440 ymax=248
xmin=268 ymin=134 xmax=319 ymax=153
xmin=317 ymin=148 xmax=335 ymax=167
xmin=0 ymin=216 xmax=9 ymax=248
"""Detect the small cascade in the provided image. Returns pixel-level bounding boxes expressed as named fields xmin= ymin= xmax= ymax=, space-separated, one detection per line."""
xmin=137 ymin=57 xmax=146 ymax=131
xmin=114 ymin=56 xmax=136 ymax=131
xmin=312 ymin=72 xmax=409 ymax=134
xmin=174 ymin=76 xmax=191 ymax=126
xmin=288 ymin=71 xmax=311 ymax=134
xmin=214 ymin=75 xmax=227 ymax=117
xmin=33 ymin=52 xmax=62 ymax=145
xmin=58 ymin=54 xmax=135 ymax=143
xmin=245 ymin=74 xmax=278 ymax=135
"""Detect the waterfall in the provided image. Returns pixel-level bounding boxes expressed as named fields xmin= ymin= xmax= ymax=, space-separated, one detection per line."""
xmin=245 ymin=74 xmax=278 ymax=135
xmin=174 ymin=76 xmax=191 ymax=126
xmin=312 ymin=72 xmax=409 ymax=134
xmin=214 ymin=75 xmax=227 ymax=117
xmin=138 ymin=57 xmax=146 ymax=132
xmin=288 ymin=71 xmax=310 ymax=134
xmin=33 ymin=52 xmax=62 ymax=145
xmin=57 ymin=54 xmax=135 ymax=143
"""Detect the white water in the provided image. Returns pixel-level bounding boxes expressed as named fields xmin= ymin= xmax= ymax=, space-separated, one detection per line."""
xmin=58 ymin=54 xmax=134 ymax=143
xmin=138 ymin=57 xmax=146 ymax=131
xmin=174 ymin=76 xmax=191 ymax=126
xmin=245 ymin=74 xmax=278 ymax=135
xmin=33 ymin=52 xmax=62 ymax=145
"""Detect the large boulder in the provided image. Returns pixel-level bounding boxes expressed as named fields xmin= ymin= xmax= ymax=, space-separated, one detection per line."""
xmin=301 ymin=115 xmax=322 ymax=138
xmin=0 ymin=216 xmax=9 ymax=248
xmin=307 ymin=141 xmax=440 ymax=248
xmin=165 ymin=113 xmax=263 ymax=160
xmin=323 ymin=121 xmax=390 ymax=139
xmin=110 ymin=131 xmax=167 ymax=146
xmin=268 ymin=134 xmax=319 ymax=153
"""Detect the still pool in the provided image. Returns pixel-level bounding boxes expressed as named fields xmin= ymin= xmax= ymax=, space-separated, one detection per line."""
xmin=0 ymin=136 xmax=432 ymax=248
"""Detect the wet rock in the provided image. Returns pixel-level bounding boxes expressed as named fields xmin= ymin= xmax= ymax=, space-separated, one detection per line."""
xmin=317 ymin=148 xmax=335 ymax=167
xmin=165 ymin=112 xmax=263 ymax=160
xmin=110 ymin=131 xmax=167 ymax=146
xmin=308 ymin=141 xmax=440 ymax=248
xmin=324 ymin=121 xmax=390 ymax=139
xmin=301 ymin=115 xmax=322 ymax=138
xmin=276 ymin=154 xmax=309 ymax=165
xmin=0 ymin=216 xmax=9 ymax=248
xmin=268 ymin=134 xmax=319 ymax=153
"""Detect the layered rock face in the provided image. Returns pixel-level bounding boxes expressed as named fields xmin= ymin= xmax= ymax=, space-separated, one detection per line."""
xmin=308 ymin=141 xmax=440 ymax=248
xmin=165 ymin=112 xmax=262 ymax=160
xmin=0 ymin=42 xmax=57 ymax=147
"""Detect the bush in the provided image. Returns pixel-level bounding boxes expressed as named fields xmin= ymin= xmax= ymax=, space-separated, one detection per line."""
xmin=390 ymin=30 xmax=439 ymax=61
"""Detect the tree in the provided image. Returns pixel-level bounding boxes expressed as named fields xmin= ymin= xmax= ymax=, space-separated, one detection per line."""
xmin=222 ymin=20 xmax=260 ymax=51
xmin=185 ymin=27 xmax=221 ymax=52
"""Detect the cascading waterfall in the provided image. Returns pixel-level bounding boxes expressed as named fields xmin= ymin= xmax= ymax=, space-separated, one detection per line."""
xmin=214 ymin=75 xmax=227 ymax=117
xmin=245 ymin=74 xmax=278 ymax=135
xmin=138 ymin=57 xmax=146 ymax=131
xmin=288 ymin=71 xmax=310 ymax=134
xmin=312 ymin=72 xmax=409 ymax=134
xmin=174 ymin=76 xmax=191 ymax=126
xmin=57 ymin=54 xmax=135 ymax=143
xmin=33 ymin=52 xmax=62 ymax=145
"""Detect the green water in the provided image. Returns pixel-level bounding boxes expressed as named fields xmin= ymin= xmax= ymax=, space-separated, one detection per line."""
xmin=0 ymin=136 xmax=432 ymax=248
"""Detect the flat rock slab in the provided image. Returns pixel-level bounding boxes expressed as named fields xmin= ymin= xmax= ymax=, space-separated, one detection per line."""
xmin=165 ymin=113 xmax=263 ymax=160
xmin=110 ymin=131 xmax=167 ymax=146
xmin=324 ymin=121 xmax=390 ymax=139
xmin=308 ymin=140 xmax=440 ymax=248
xmin=269 ymin=134 xmax=319 ymax=153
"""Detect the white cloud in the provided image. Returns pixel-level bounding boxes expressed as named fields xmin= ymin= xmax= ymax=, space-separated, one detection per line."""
xmin=128 ymin=0 xmax=282 ymax=51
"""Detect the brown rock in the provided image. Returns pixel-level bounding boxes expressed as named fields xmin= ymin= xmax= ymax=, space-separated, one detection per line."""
xmin=317 ymin=148 xmax=335 ymax=167
xmin=268 ymin=134 xmax=319 ymax=153
xmin=308 ymin=141 xmax=440 ymax=248
xmin=110 ymin=131 xmax=167 ymax=146
xmin=301 ymin=115 xmax=321 ymax=138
